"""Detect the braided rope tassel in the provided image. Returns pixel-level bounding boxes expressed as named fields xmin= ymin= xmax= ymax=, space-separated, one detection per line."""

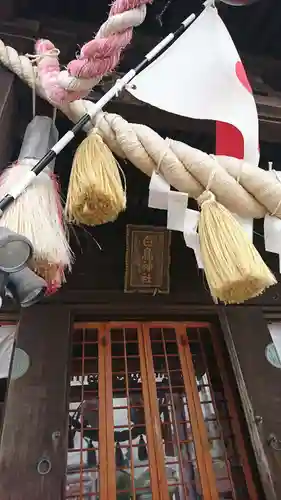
xmin=35 ymin=0 xmax=151 ymax=106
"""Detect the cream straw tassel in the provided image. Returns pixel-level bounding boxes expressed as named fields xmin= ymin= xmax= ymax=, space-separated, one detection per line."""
xmin=65 ymin=130 xmax=126 ymax=226
xmin=197 ymin=190 xmax=277 ymax=304
xmin=0 ymin=116 xmax=73 ymax=291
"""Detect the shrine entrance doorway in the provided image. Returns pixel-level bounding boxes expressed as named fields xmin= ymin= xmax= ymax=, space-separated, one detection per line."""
xmin=66 ymin=322 xmax=261 ymax=500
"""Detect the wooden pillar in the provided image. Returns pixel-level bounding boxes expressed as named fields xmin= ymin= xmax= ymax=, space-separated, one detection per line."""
xmin=0 ymin=305 xmax=71 ymax=500
xmin=0 ymin=66 xmax=16 ymax=172
xmin=219 ymin=306 xmax=281 ymax=500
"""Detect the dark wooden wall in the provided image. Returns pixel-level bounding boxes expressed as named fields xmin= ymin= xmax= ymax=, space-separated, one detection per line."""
xmin=0 ymin=68 xmax=17 ymax=172
xmin=220 ymin=307 xmax=281 ymax=500
xmin=0 ymin=307 xmax=71 ymax=500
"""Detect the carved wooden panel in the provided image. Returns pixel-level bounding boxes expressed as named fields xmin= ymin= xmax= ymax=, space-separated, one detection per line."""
xmin=124 ymin=225 xmax=171 ymax=294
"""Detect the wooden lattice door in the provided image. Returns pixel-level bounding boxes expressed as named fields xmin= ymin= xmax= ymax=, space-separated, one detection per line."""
xmin=66 ymin=322 xmax=259 ymax=500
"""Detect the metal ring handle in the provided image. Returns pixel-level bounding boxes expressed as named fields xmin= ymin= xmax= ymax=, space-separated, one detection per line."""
xmin=37 ymin=457 xmax=52 ymax=475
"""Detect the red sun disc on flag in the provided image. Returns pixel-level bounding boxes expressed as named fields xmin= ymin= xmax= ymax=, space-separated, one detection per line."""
xmin=235 ymin=61 xmax=252 ymax=93
xmin=221 ymin=0 xmax=261 ymax=5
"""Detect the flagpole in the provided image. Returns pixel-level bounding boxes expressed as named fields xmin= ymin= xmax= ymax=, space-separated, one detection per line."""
xmin=0 ymin=0 xmax=213 ymax=215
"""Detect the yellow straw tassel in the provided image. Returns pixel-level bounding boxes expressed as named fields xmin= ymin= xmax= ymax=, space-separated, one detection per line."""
xmin=198 ymin=191 xmax=277 ymax=304
xmin=65 ymin=132 xmax=126 ymax=226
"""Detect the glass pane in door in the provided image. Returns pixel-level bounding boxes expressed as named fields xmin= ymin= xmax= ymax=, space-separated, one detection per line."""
xmin=146 ymin=326 xmax=203 ymax=499
xmin=187 ymin=326 xmax=251 ymax=500
xmin=110 ymin=327 xmax=153 ymax=500
xmin=67 ymin=327 xmax=100 ymax=499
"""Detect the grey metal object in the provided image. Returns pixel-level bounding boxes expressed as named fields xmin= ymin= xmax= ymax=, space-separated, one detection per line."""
xmin=265 ymin=343 xmax=281 ymax=369
xmin=8 ymin=267 xmax=47 ymax=308
xmin=0 ymin=228 xmax=33 ymax=274
xmin=254 ymin=415 xmax=263 ymax=427
xmin=18 ymin=116 xmax=59 ymax=174
xmin=268 ymin=433 xmax=281 ymax=452
xmin=10 ymin=348 xmax=30 ymax=380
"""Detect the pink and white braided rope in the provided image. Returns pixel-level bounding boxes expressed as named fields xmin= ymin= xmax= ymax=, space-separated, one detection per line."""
xmin=35 ymin=0 xmax=151 ymax=106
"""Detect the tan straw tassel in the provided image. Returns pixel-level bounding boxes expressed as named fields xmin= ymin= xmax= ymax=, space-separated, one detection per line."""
xmin=65 ymin=131 xmax=126 ymax=226
xmin=197 ymin=190 xmax=277 ymax=304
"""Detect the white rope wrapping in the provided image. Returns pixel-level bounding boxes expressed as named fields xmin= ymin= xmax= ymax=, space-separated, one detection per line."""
xmin=0 ymin=41 xmax=42 ymax=91
xmin=0 ymin=2 xmax=147 ymax=100
xmin=0 ymin=39 xmax=280 ymax=219
xmin=56 ymin=5 xmax=147 ymax=93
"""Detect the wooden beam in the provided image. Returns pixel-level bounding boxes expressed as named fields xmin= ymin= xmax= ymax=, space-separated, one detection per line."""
xmin=1 ymin=17 xmax=281 ymax=141
xmin=0 ymin=306 xmax=71 ymax=500
xmin=0 ymin=1 xmax=16 ymax=21
xmin=12 ymin=70 xmax=281 ymax=147
xmin=219 ymin=306 xmax=281 ymax=500
xmin=1 ymin=15 xmax=281 ymax=84
xmin=0 ymin=66 xmax=17 ymax=172
xmin=242 ymin=54 xmax=281 ymax=94
xmin=40 ymin=285 xmax=281 ymax=309
xmin=15 ymin=15 xmax=281 ymax=90
xmin=0 ymin=18 xmax=40 ymax=54
xmin=88 ymin=75 xmax=281 ymax=144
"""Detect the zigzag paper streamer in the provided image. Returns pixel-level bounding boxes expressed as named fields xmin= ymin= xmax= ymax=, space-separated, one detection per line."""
xmin=264 ymin=167 xmax=281 ymax=272
xmin=148 ymin=171 xmax=203 ymax=267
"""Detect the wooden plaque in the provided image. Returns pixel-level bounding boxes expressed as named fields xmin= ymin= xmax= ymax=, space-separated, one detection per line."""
xmin=125 ymin=225 xmax=171 ymax=294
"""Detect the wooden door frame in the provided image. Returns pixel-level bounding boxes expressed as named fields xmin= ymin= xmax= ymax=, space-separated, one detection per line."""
xmin=0 ymin=303 xmax=279 ymax=499
xmin=73 ymin=321 xmax=220 ymax=500
xmin=72 ymin=319 xmax=264 ymax=499
xmin=71 ymin=308 xmax=281 ymax=500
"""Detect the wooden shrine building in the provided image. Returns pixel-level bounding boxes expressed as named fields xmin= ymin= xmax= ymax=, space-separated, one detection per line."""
xmin=1 ymin=0 xmax=281 ymax=499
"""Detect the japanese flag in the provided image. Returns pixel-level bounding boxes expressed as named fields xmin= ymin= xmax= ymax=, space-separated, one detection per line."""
xmin=127 ymin=5 xmax=259 ymax=167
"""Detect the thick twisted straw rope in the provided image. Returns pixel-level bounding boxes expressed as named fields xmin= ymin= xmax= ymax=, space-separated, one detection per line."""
xmin=0 ymin=40 xmax=281 ymax=219
xmin=67 ymin=103 xmax=281 ymax=219
xmin=35 ymin=0 xmax=151 ymax=105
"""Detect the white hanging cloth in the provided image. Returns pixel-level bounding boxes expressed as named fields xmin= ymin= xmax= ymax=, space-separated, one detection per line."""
xmin=0 ymin=325 xmax=16 ymax=379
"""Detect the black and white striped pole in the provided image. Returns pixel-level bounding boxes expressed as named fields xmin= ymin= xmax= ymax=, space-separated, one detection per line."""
xmin=0 ymin=0 xmax=212 ymax=215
